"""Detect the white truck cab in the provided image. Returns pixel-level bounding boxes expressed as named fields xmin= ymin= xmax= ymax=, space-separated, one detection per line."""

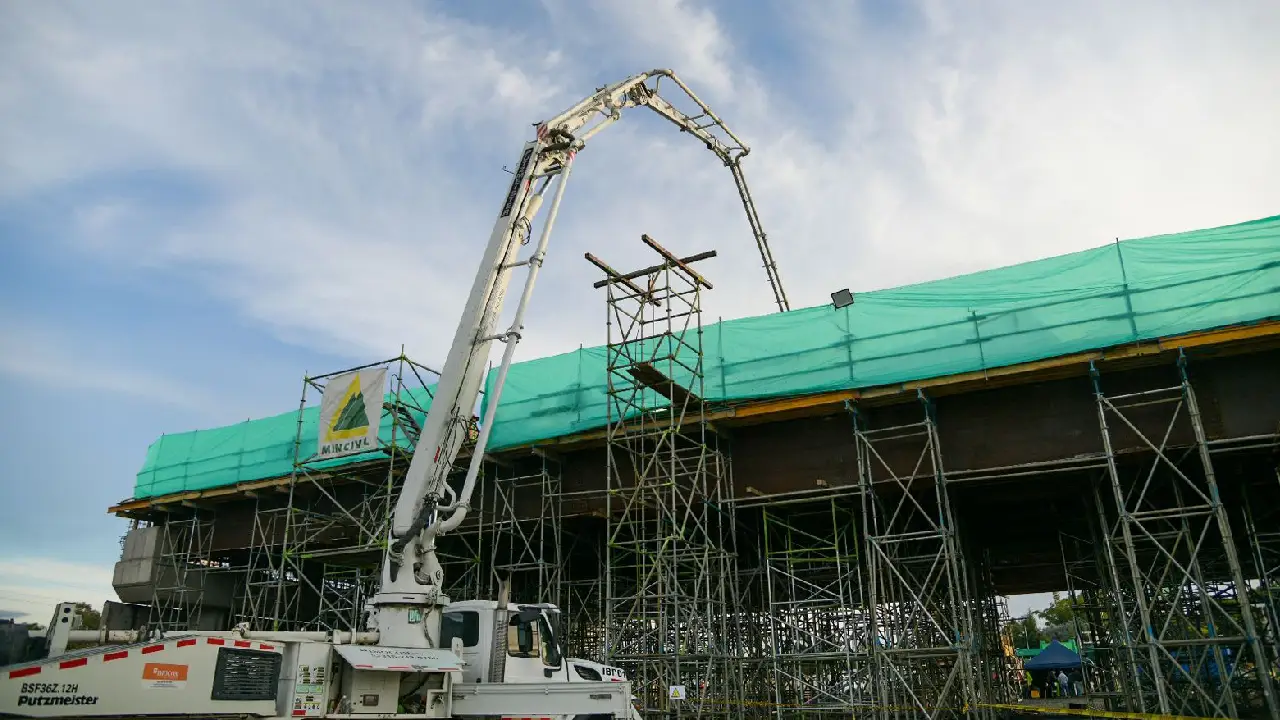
xmin=440 ymin=600 xmax=628 ymax=688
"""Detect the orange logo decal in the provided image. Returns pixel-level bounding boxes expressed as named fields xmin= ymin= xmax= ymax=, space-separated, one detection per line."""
xmin=143 ymin=663 xmax=188 ymax=682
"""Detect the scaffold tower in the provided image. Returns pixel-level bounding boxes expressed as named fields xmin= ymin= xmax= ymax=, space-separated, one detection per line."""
xmin=759 ymin=497 xmax=869 ymax=717
xmin=590 ymin=235 xmax=742 ymax=719
xmin=149 ymin=513 xmax=218 ymax=632
xmin=971 ymin=554 xmax=1020 ymax=707
xmin=488 ymin=450 xmax=563 ymax=605
xmin=1244 ymin=468 xmax=1280 ymax=682
xmin=1090 ymin=355 xmax=1279 ymax=718
xmin=1057 ymin=519 xmax=1141 ymax=711
xmin=852 ymin=393 xmax=981 ymax=720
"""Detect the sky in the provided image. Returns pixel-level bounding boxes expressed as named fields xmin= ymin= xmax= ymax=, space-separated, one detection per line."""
xmin=1 ymin=0 xmax=1278 ymax=623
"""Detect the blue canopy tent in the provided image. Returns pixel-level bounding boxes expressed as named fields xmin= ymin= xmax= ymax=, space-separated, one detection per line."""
xmin=1024 ymin=639 xmax=1082 ymax=670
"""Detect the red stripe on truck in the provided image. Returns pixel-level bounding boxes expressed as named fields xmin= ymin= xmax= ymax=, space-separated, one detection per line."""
xmin=259 ymin=643 xmax=275 ymax=650
xmin=141 ymin=645 xmax=164 ymax=654
xmin=58 ymin=658 xmax=87 ymax=669
xmin=207 ymin=638 xmax=225 ymax=645
xmin=8 ymin=667 xmax=40 ymax=679
xmin=104 ymin=651 xmax=128 ymax=662
xmin=234 ymin=640 xmax=251 ymax=648
xmin=177 ymin=639 xmax=196 ymax=647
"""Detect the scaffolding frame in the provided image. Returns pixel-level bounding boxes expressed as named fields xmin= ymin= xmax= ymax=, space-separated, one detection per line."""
xmin=727 ymin=520 xmax=774 ymax=720
xmin=971 ymin=554 xmax=1020 ymax=706
xmin=561 ymin=522 xmax=607 ymax=661
xmin=852 ymin=393 xmax=981 ymax=720
xmin=238 ymin=353 xmax=442 ymax=632
xmin=1244 ymin=468 xmax=1280 ymax=682
xmin=110 ymin=284 xmax=1280 ymax=720
xmin=1090 ymin=355 xmax=1279 ymax=718
xmin=759 ymin=496 xmax=870 ymax=717
xmin=1057 ymin=518 xmax=1139 ymax=710
xmin=149 ymin=512 xmax=218 ymax=632
xmin=239 ymin=504 xmax=293 ymax=629
xmin=488 ymin=450 xmax=563 ymax=605
xmin=593 ymin=236 xmax=742 ymax=719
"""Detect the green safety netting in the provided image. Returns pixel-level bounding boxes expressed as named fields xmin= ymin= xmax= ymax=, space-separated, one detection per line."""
xmin=133 ymin=214 xmax=1280 ymax=500
xmin=133 ymin=387 xmax=434 ymax=499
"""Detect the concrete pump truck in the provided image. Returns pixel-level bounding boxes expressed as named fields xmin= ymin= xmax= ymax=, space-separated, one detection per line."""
xmin=0 ymin=68 xmax=786 ymax=719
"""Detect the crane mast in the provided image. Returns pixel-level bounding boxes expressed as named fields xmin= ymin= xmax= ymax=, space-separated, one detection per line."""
xmin=374 ymin=69 xmax=787 ymax=645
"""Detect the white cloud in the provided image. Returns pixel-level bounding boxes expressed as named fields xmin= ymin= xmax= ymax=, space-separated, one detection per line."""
xmin=2 ymin=0 xmax=1278 ymax=373
xmin=3 ymin=1 xmax=589 ymax=365
xmin=541 ymin=0 xmax=739 ymax=100
xmin=0 ymin=323 xmax=219 ymax=412
xmin=75 ymin=200 xmax=132 ymax=237
xmin=0 ymin=558 xmax=116 ymax=624
xmin=762 ymin=0 xmax=1280 ymax=289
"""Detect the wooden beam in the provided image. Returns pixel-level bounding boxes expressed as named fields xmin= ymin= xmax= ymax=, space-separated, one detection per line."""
xmin=591 ymin=250 xmax=717 ymax=289
xmin=626 ymin=362 xmax=704 ymax=410
xmin=640 ymin=234 xmax=714 ymax=289
xmin=584 ymin=252 xmax=660 ymax=305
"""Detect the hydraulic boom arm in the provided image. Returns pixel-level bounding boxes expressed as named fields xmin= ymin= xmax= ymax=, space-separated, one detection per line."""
xmin=380 ymin=69 xmax=787 ymax=622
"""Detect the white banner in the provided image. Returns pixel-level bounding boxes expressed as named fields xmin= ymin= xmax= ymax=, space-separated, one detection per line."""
xmin=315 ymin=367 xmax=386 ymax=460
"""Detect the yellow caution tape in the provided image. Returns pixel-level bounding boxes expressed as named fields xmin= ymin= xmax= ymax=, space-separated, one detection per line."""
xmin=651 ymin=694 xmax=1215 ymax=720
xmin=980 ymin=702 xmax=1219 ymax=720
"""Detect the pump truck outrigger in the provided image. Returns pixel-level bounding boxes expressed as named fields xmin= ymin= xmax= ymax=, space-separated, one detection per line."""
xmin=1 ymin=68 xmax=788 ymax=719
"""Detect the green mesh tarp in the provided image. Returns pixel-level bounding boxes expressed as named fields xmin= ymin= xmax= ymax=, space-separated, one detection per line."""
xmin=133 ymin=387 xmax=434 ymax=499
xmin=133 ymin=214 xmax=1280 ymax=499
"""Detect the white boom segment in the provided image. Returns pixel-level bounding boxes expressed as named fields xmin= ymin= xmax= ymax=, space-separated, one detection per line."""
xmin=379 ymin=68 xmax=787 ymax=642
xmin=0 ymin=69 xmax=761 ymax=720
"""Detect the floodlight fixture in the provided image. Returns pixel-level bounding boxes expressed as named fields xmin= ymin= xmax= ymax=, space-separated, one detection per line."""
xmin=831 ymin=288 xmax=855 ymax=309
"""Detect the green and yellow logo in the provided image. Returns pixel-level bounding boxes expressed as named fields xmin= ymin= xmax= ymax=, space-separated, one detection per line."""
xmin=320 ymin=374 xmax=375 ymax=456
